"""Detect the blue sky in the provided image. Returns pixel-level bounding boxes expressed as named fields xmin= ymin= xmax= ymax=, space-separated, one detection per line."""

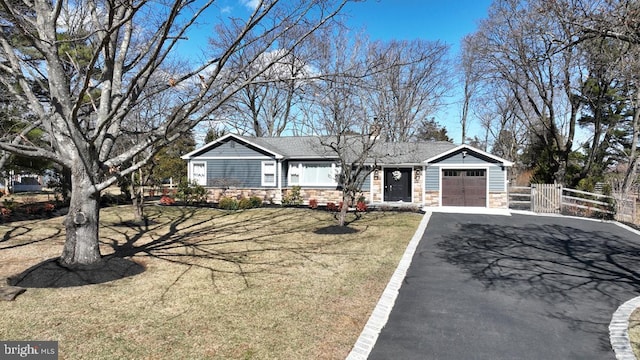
xmin=344 ymin=0 xmax=494 ymax=142
xmin=180 ymin=0 xmax=494 ymax=142
xmin=343 ymin=0 xmax=492 ymax=52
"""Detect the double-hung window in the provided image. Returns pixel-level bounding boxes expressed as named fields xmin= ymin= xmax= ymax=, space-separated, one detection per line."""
xmin=261 ymin=161 xmax=277 ymax=186
xmin=288 ymin=162 xmax=340 ymax=186
xmin=191 ymin=162 xmax=207 ymax=186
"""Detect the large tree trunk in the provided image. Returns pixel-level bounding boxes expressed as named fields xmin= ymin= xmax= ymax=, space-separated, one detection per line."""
xmin=131 ymin=170 xmax=144 ymax=223
xmin=60 ymin=165 xmax=102 ymax=267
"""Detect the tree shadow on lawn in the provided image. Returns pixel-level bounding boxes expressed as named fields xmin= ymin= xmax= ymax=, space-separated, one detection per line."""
xmin=436 ymin=218 xmax=640 ymax=352
xmin=7 ymin=257 xmax=145 ymax=288
xmin=8 ymin=206 xmax=375 ymax=290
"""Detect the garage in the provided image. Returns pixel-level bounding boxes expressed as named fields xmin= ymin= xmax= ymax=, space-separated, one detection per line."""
xmin=441 ymin=169 xmax=486 ymax=206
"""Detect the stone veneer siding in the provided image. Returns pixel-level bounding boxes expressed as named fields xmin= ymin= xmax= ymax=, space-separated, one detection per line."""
xmin=489 ymin=192 xmax=508 ymax=209
xmin=372 ymin=174 xmax=383 ymax=202
xmin=205 ymin=187 xmax=371 ymax=205
xmin=412 ymin=167 xmax=423 ymax=203
xmin=424 ymin=191 xmax=440 ymax=207
xmin=206 ymin=188 xmax=281 ymax=204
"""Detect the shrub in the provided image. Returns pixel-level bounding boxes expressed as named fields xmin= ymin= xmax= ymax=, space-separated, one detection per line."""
xmin=177 ymin=181 xmax=207 ymax=204
xmin=159 ymin=195 xmax=176 ymax=205
xmin=308 ymin=198 xmax=318 ymax=209
xmin=356 ymin=201 xmax=367 ymax=212
xmin=0 ymin=207 xmax=11 ymax=217
xmin=282 ymin=186 xmax=303 ymax=206
xmin=3 ymin=198 xmax=16 ymax=211
xmin=326 ymin=201 xmax=343 ymax=211
xmin=43 ymin=203 xmax=55 ymax=213
xmin=249 ymin=196 xmax=263 ymax=208
xmin=218 ymin=197 xmax=238 ymax=210
xmin=25 ymin=206 xmax=41 ymax=215
xmin=238 ymin=197 xmax=253 ymax=209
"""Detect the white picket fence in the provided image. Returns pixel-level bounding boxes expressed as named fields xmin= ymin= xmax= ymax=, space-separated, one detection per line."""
xmin=508 ymin=184 xmax=637 ymax=223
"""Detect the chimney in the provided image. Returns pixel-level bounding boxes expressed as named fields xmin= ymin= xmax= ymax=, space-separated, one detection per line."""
xmin=369 ymin=121 xmax=381 ymax=141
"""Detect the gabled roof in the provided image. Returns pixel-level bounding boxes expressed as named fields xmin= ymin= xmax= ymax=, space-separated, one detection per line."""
xmin=181 ymin=133 xmax=286 ymax=159
xmin=182 ymin=133 xmax=479 ymax=165
xmin=424 ymin=144 xmax=514 ymax=166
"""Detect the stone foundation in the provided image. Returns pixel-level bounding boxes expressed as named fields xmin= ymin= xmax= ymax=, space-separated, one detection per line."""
xmin=424 ymin=191 xmax=440 ymax=207
xmin=206 ymin=188 xmax=281 ymax=204
xmin=205 ymin=187 xmax=370 ymax=205
xmin=489 ymin=192 xmax=508 ymax=208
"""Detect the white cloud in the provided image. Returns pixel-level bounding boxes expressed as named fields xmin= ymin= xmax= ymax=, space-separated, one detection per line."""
xmin=241 ymin=0 xmax=260 ymax=10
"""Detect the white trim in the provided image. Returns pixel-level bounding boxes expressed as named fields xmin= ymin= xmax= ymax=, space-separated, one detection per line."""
xmin=182 ymin=156 xmax=273 ymax=160
xmin=190 ymin=161 xmax=207 ymax=186
xmin=421 ymin=165 xmax=426 ymax=206
xmin=424 ymin=144 xmax=514 ymax=166
xmin=277 ymin=160 xmax=282 ymax=190
xmin=503 ymin=165 xmax=509 ymax=192
xmin=428 ymin=163 xmax=497 ymax=169
xmin=181 ymin=133 xmax=284 ymax=159
xmin=261 ymin=160 xmax=277 ymax=187
xmin=287 ymin=161 xmax=340 ymax=187
xmin=438 ymin=166 xmax=490 ymax=208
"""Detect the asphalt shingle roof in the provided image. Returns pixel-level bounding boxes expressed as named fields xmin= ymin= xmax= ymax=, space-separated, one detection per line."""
xmin=236 ymin=135 xmax=457 ymax=164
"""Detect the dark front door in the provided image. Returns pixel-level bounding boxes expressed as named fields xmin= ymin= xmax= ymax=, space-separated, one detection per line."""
xmin=384 ymin=168 xmax=412 ymax=202
xmin=441 ymin=169 xmax=487 ymax=206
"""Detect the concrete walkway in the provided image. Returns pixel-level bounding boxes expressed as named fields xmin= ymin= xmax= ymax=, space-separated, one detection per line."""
xmin=347 ymin=208 xmax=640 ymax=359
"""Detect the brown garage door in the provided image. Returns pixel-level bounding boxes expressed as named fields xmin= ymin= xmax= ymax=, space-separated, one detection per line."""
xmin=442 ymin=169 xmax=487 ymax=206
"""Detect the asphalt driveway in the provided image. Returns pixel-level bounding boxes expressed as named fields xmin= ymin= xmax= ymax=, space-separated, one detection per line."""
xmin=368 ymin=213 xmax=640 ymax=360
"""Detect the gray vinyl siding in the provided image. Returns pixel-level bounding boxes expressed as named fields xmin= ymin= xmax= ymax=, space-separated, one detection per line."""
xmin=425 ymin=166 xmax=440 ymax=191
xmin=205 ymin=159 xmax=276 ymax=188
xmin=361 ymin=172 xmax=371 ymax=190
xmin=489 ymin=165 xmax=506 ymax=191
xmin=198 ymin=138 xmax=270 ymax=158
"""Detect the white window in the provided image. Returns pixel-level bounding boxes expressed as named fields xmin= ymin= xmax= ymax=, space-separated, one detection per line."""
xmin=288 ymin=162 xmax=340 ymax=186
xmin=262 ymin=161 xmax=277 ymax=186
xmin=191 ymin=162 xmax=206 ymax=186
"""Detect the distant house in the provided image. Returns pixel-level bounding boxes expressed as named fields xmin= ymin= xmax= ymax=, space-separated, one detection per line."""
xmin=181 ymin=134 xmax=514 ymax=209
xmin=9 ymin=173 xmax=43 ymax=193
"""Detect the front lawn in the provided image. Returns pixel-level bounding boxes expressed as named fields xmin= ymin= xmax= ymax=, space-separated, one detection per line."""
xmin=0 ymin=205 xmax=421 ymax=359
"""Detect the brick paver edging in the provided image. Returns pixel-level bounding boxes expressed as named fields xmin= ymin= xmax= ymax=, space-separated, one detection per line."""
xmin=345 ymin=212 xmax=432 ymax=360
xmin=610 ymin=296 xmax=640 ymax=360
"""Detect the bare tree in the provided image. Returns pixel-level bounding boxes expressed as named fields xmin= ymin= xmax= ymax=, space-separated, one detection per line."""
xmin=548 ymin=0 xmax=640 ymax=193
xmin=0 ymin=0 xmax=349 ymax=267
xmin=468 ymin=0 xmax=583 ymax=183
xmin=301 ymin=27 xmax=382 ymax=226
xmin=459 ymin=34 xmax=484 ymax=145
xmin=213 ymin=22 xmax=318 ymax=136
xmin=366 ymin=38 xmax=451 ymax=142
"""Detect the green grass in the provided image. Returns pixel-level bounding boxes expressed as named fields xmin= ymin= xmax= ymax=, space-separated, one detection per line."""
xmin=0 ymin=205 xmax=421 ymax=359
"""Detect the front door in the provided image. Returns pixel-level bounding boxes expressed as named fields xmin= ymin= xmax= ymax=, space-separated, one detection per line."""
xmin=384 ymin=168 xmax=412 ymax=202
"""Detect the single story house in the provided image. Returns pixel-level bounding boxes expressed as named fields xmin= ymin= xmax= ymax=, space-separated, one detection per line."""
xmin=180 ymin=133 xmax=514 ymax=209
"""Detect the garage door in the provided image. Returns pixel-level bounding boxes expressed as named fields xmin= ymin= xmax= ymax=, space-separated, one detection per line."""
xmin=442 ymin=169 xmax=486 ymax=206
